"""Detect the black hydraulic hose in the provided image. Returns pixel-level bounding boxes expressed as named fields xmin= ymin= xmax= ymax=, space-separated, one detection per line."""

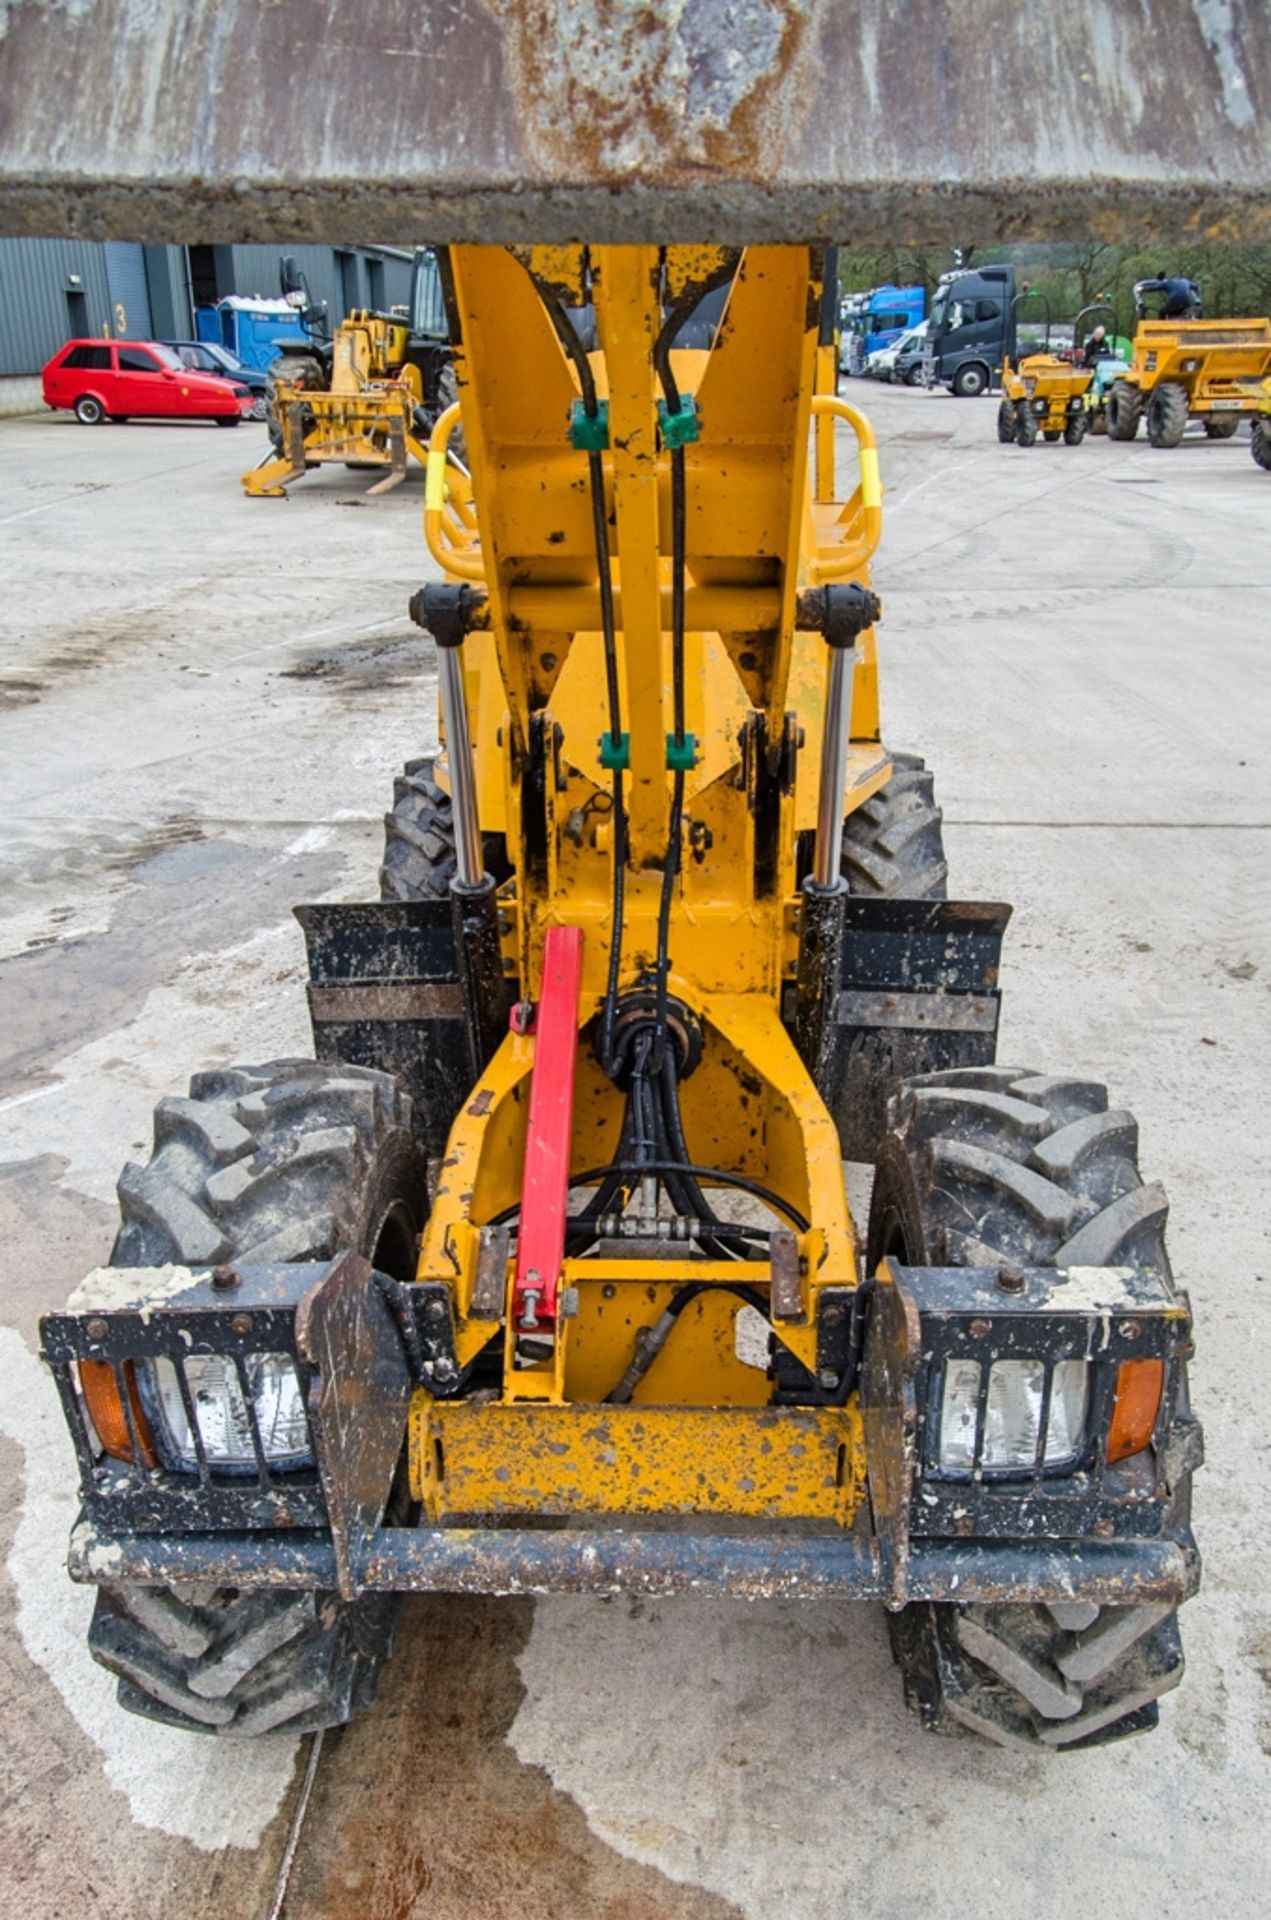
xmin=491 ymin=1158 xmax=804 ymax=1232
xmin=653 ymin=1053 xmax=751 ymax=1260
xmin=539 ymin=285 xmax=628 ymax=1076
xmin=564 ymin=1162 xmax=809 ymax=1232
xmin=605 ymin=1279 xmax=770 ymax=1404
xmin=651 ymin=438 xmax=689 ymax=1066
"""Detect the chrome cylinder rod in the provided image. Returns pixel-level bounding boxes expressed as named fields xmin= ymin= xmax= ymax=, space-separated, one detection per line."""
xmin=812 ymin=644 xmax=858 ymax=889
xmin=438 ymin=644 xmax=483 ymax=887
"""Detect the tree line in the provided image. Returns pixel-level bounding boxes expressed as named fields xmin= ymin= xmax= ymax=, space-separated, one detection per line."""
xmin=836 ymin=244 xmax=1271 ymax=327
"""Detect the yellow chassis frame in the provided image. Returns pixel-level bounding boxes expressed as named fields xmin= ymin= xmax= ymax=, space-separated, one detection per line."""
xmin=398 ymin=247 xmax=886 ymax=1529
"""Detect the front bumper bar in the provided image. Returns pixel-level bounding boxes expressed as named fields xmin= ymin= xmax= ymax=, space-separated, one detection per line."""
xmin=69 ymin=1516 xmax=1199 ymax=1608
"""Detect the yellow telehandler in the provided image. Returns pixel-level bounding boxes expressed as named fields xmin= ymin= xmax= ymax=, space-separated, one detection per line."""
xmin=242 ymin=250 xmax=461 ymax=497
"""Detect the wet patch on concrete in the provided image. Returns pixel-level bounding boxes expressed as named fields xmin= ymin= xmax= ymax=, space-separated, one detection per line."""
xmin=0 ymin=1336 xmax=304 ymax=1900
xmin=0 ymin=676 xmax=46 ymax=711
xmin=0 ymin=1155 xmax=115 ymax=1345
xmin=280 ymin=629 xmax=435 ymax=694
xmin=0 ymin=833 xmax=345 ymax=1093
xmin=282 ymin=1595 xmax=742 ymax=1920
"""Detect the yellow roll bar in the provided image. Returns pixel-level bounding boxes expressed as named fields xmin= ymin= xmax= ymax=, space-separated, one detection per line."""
xmin=809 ymin=395 xmax=883 ymax=578
xmin=424 ymin=403 xmax=486 ymax=582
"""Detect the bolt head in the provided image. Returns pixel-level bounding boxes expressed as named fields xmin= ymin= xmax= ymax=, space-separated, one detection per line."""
xmin=211 ymin=1264 xmax=241 ymax=1292
xmin=1118 ymin=1319 xmax=1142 ymax=1340
xmin=85 ymin=1317 xmax=109 ymax=1342
xmin=969 ymin=1317 xmax=992 ymax=1339
xmin=818 ymin=1369 xmax=840 ymax=1391
xmin=230 ymin=1313 xmax=253 ymax=1337
xmin=997 ymin=1262 xmax=1026 ymax=1294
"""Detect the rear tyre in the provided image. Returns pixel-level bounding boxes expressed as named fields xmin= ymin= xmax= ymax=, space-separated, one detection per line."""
xmin=867 ymin=1065 xmax=1187 ymax=1750
xmin=1146 ymin=382 xmax=1189 ymax=449
xmin=1202 ymin=417 xmax=1238 ymax=440
xmin=1106 ymin=384 xmax=1142 ymax=441
xmin=840 ymin=752 xmax=948 ymax=899
xmin=1064 ymin=412 xmax=1088 ymax=446
xmin=215 ymin=416 xmax=241 ymax=429
xmin=952 ymin=362 xmax=989 ymax=398
xmin=1042 ymin=427 xmax=1063 ymax=443
xmin=1015 ymin=406 xmax=1039 ymax=447
xmin=996 ymin=400 xmax=1017 ymax=444
xmin=379 ymin=756 xmax=508 ymax=901
xmin=74 ymin=394 xmax=105 ymax=425
xmin=905 ymin=363 xmax=925 ymax=387
xmin=1252 ymin=420 xmax=1271 ymax=471
xmin=90 ymin=1059 xmax=426 ymax=1736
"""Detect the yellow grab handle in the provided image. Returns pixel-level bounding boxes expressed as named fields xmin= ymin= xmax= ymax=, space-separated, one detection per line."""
xmin=425 ymin=448 xmax=448 ymax=511
xmin=424 ymin=402 xmax=485 ymax=582
xmin=809 ymin=394 xmax=883 ymax=574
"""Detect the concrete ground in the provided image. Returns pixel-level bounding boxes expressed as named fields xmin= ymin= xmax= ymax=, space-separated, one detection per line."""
xmin=0 ymin=390 xmax=1267 ymax=1918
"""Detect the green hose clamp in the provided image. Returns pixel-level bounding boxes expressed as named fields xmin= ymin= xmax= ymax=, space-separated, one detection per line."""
xmin=599 ymin=731 xmax=630 ymax=770
xmin=657 ymin=396 xmax=700 ymax=448
xmin=665 ymin=732 xmax=697 ymax=770
xmin=570 ymin=399 xmax=609 ymax=450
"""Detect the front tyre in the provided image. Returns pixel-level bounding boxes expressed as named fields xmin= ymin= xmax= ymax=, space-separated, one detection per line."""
xmin=867 ymin=1065 xmax=1188 ymax=1749
xmin=74 ymin=394 xmax=105 ymax=425
xmin=1252 ymin=420 xmax=1271 ymax=471
xmin=1015 ymin=405 xmax=1039 ymax=447
xmin=1064 ymin=412 xmax=1088 ymax=446
xmin=996 ymin=400 xmax=1017 ymax=444
xmin=89 ymin=1059 xmax=426 ymax=1736
xmin=1146 ymin=381 xmax=1189 ymax=449
xmin=1202 ymin=416 xmax=1238 ymax=440
xmin=1106 ymin=383 xmax=1142 ymax=441
xmin=840 ymin=751 xmax=947 ymax=899
xmin=952 ymin=362 xmax=989 ymax=398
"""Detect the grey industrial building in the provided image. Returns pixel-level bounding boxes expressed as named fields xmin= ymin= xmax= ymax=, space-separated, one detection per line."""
xmin=0 ymin=240 xmax=416 ymax=412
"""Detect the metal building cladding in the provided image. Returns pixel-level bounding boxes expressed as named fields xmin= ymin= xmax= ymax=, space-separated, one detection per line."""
xmin=0 ymin=240 xmax=415 ymax=394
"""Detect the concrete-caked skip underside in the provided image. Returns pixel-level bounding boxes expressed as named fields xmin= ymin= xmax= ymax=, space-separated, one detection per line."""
xmin=0 ymin=0 xmax=1268 ymax=242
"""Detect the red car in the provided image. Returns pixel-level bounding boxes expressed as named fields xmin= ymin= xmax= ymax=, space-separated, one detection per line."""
xmin=42 ymin=339 xmax=254 ymax=426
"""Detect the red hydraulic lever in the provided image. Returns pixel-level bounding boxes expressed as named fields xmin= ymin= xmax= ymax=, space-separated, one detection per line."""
xmin=513 ymin=925 xmax=584 ymax=1330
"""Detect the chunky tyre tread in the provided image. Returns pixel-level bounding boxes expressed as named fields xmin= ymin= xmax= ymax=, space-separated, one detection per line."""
xmin=895 ymin=1602 xmax=1184 ymax=1752
xmin=1146 ymin=381 xmax=1189 ymax=449
xmin=870 ymin=1063 xmax=1184 ymax=1748
xmin=1107 ymin=383 xmax=1142 ymax=441
xmin=840 ymin=752 xmax=948 ymax=899
xmin=876 ymin=1065 xmax=1170 ymax=1274
xmin=97 ymin=1058 xmax=424 ymax=1736
xmin=91 ymin=1586 xmax=396 ymax=1737
xmin=378 ymin=756 xmax=509 ymax=902
xmin=1251 ymin=421 xmax=1271 ymax=471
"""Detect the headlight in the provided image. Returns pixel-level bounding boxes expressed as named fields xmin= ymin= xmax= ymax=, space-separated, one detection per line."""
xmin=939 ymin=1356 xmax=1088 ymax=1473
xmin=143 ymin=1353 xmax=313 ymax=1473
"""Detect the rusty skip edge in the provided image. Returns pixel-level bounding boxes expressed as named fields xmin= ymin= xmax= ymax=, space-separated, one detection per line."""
xmin=67 ymin=1518 xmax=1200 ymax=1608
xmin=5 ymin=180 xmax=1271 ymax=248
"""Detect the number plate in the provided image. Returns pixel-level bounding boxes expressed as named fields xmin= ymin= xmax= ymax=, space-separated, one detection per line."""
xmin=1209 ymin=400 xmax=1242 ymax=411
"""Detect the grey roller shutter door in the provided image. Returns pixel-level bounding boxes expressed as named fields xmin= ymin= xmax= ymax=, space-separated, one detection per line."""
xmin=104 ymin=241 xmax=152 ymax=338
